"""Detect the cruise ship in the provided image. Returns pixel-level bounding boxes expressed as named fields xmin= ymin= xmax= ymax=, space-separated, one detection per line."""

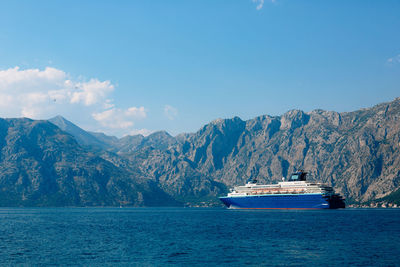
xmin=219 ymin=170 xmax=345 ymax=209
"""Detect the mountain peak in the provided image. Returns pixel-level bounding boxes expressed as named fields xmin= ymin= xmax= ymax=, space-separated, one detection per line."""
xmin=148 ymin=130 xmax=171 ymax=137
xmin=48 ymin=115 xmax=74 ymax=128
xmin=48 ymin=115 xmax=107 ymax=149
xmin=52 ymin=115 xmax=66 ymax=120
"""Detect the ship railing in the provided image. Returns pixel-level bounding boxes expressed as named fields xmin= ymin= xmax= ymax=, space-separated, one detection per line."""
xmin=250 ymin=189 xmax=307 ymax=195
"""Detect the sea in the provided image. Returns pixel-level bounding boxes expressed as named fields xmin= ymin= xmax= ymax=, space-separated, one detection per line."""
xmin=0 ymin=208 xmax=399 ymax=266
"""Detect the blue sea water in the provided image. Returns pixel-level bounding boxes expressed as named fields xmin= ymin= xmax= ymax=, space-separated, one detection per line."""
xmin=0 ymin=208 xmax=399 ymax=266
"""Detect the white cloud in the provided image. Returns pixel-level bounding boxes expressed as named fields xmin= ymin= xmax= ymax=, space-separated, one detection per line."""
xmin=70 ymin=79 xmax=114 ymax=106
xmin=0 ymin=66 xmax=114 ymax=118
xmin=125 ymin=106 xmax=147 ymax=119
xmin=0 ymin=66 xmax=147 ymax=137
xmin=126 ymin=128 xmax=153 ymax=137
xmin=0 ymin=66 xmax=65 ymax=88
xmin=252 ymin=0 xmax=276 ymax=10
xmin=252 ymin=0 xmax=264 ymax=10
xmin=92 ymin=106 xmax=147 ymax=129
xmin=387 ymin=54 xmax=400 ymax=64
xmin=0 ymin=94 xmax=13 ymax=108
xmin=164 ymin=105 xmax=178 ymax=120
xmin=103 ymin=99 xmax=115 ymax=109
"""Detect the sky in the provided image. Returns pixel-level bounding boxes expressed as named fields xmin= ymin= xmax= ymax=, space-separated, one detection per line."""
xmin=0 ymin=0 xmax=399 ymax=137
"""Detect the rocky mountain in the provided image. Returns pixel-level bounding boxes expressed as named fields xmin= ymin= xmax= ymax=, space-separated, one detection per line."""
xmin=49 ymin=115 xmax=108 ymax=150
xmin=49 ymin=116 xmax=176 ymax=154
xmin=1 ymin=98 xmax=400 ymax=206
xmin=0 ymin=118 xmax=178 ymax=206
xmin=118 ymin=97 xmax=400 ymax=204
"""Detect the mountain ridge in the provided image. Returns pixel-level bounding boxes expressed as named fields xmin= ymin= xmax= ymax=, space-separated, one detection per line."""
xmin=0 ymin=118 xmax=179 ymax=206
xmin=1 ymin=97 xmax=400 ymax=206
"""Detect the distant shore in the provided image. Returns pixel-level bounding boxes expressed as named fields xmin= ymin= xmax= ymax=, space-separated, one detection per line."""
xmin=348 ymin=202 xmax=399 ymax=208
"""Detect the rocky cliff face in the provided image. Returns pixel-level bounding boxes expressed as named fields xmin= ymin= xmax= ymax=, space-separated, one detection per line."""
xmin=0 ymin=118 xmax=178 ymax=206
xmin=120 ymin=98 xmax=400 ymax=204
xmin=2 ymin=98 xmax=400 ymax=206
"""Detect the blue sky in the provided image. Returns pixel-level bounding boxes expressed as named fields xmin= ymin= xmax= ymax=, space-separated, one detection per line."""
xmin=0 ymin=0 xmax=399 ymax=136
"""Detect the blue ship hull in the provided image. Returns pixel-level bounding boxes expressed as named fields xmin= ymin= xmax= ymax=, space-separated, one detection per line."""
xmin=219 ymin=193 xmax=345 ymax=209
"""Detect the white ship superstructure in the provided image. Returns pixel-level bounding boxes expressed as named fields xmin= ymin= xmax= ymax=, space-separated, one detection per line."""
xmin=220 ymin=170 xmax=345 ymax=209
xmin=228 ymin=180 xmax=335 ymax=197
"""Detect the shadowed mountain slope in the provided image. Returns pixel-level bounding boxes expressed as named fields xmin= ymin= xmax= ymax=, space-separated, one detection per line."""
xmin=0 ymin=118 xmax=178 ymax=206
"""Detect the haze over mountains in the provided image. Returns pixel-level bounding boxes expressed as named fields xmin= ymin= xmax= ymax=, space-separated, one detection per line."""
xmin=1 ymin=98 xmax=400 ymax=206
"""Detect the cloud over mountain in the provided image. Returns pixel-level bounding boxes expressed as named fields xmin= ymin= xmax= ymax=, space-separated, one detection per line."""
xmin=0 ymin=66 xmax=148 ymax=136
xmin=0 ymin=67 xmax=113 ymax=116
xmin=93 ymin=106 xmax=147 ymax=129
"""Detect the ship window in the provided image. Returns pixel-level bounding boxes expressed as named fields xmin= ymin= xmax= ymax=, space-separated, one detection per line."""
xmin=289 ymin=172 xmax=307 ymax=181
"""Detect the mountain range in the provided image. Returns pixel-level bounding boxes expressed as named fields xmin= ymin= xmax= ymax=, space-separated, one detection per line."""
xmin=1 ymin=97 xmax=400 ymax=206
